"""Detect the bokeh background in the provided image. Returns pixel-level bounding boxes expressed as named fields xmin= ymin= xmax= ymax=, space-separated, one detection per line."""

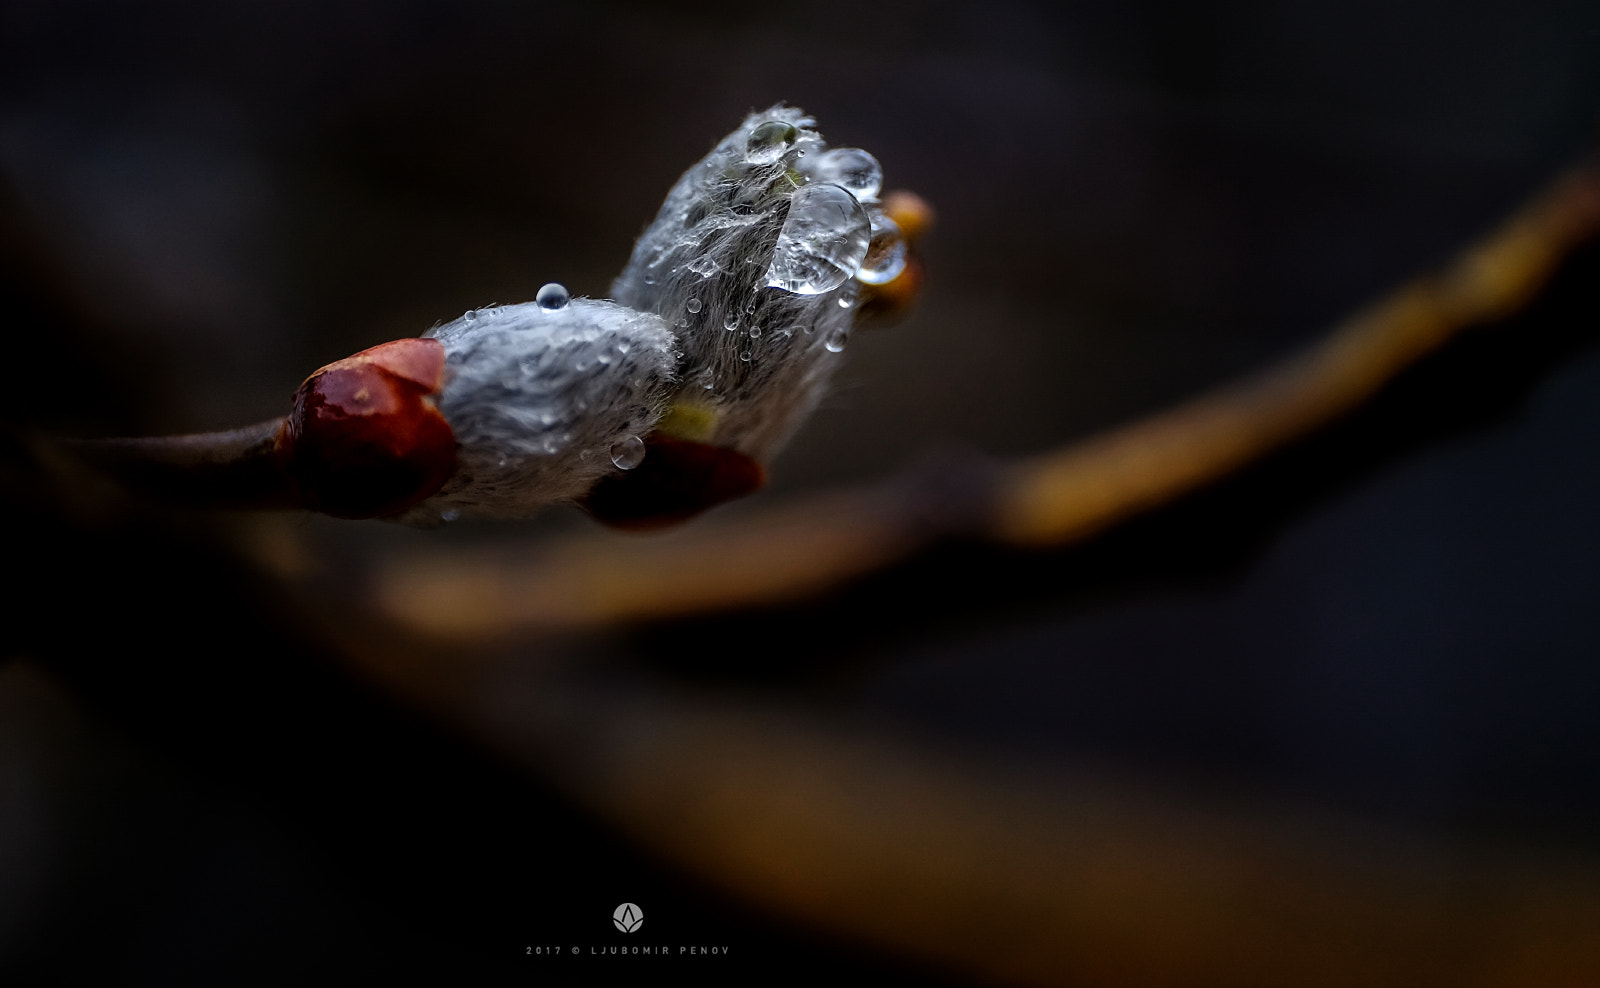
xmin=4 ymin=0 xmax=1600 ymax=983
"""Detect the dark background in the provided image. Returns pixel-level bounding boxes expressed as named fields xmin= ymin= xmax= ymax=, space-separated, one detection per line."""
xmin=3 ymin=1 xmax=1600 ymax=983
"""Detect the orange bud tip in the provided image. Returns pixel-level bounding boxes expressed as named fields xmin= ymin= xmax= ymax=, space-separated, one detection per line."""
xmin=282 ymin=337 xmax=457 ymax=519
xmin=856 ymin=255 xmax=925 ymax=326
xmin=582 ymin=436 xmax=766 ymax=530
xmin=880 ymin=190 xmax=935 ymax=245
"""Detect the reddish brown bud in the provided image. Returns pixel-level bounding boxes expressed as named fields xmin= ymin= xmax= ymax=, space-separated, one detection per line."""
xmin=582 ymin=435 xmax=766 ymax=530
xmin=281 ymin=337 xmax=457 ymax=518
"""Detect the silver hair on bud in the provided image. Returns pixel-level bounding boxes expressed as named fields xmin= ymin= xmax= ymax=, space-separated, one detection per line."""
xmin=396 ymin=105 xmax=898 ymax=525
xmin=611 ymin=104 xmax=877 ymax=461
xmin=396 ymin=298 xmax=677 ymax=525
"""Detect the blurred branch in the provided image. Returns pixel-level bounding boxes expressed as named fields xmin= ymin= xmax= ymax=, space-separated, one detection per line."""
xmin=476 ymin=678 xmax=1600 ymax=988
xmin=369 ymin=157 xmax=1600 ymax=644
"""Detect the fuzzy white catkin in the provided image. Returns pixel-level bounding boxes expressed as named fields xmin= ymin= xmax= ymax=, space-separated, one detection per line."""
xmin=399 ymin=300 xmax=677 ymax=525
xmin=399 ymin=105 xmax=879 ymax=524
xmin=610 ymin=105 xmax=861 ymax=461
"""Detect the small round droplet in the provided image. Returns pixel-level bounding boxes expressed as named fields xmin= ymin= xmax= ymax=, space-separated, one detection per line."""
xmin=765 ymin=183 xmax=871 ymax=295
xmin=610 ymin=435 xmax=646 ymax=470
xmin=838 ymin=296 xmax=854 ymax=308
xmin=748 ymin=324 xmax=762 ymax=338
xmin=463 ymin=310 xmax=478 ymax=322
xmin=808 ymin=148 xmax=882 ymax=201
xmin=739 ymin=350 xmax=752 ymax=362
xmin=746 ymin=120 xmax=799 ymax=165
xmin=536 ymin=283 xmax=570 ymax=310
xmin=824 ymin=328 xmax=849 ymax=353
xmin=856 ymin=209 xmax=908 ymax=285
xmin=723 ymin=311 xmax=740 ymax=331
xmin=686 ymin=297 xmax=702 ymax=314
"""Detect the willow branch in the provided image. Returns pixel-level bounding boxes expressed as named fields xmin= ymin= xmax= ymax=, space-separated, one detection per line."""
xmin=369 ymin=157 xmax=1600 ymax=643
xmin=70 ymin=418 xmax=298 ymax=510
xmin=994 ymin=159 xmax=1600 ymax=545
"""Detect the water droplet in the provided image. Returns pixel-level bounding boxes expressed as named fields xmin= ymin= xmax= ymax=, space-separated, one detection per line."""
xmin=748 ymin=325 xmax=762 ymax=338
xmin=723 ymin=311 xmax=740 ymax=331
xmin=739 ymin=350 xmax=752 ymax=362
xmin=687 ymin=254 xmax=719 ymax=278
xmin=463 ymin=310 xmax=478 ymax=322
xmin=856 ymin=209 xmax=908 ymax=285
xmin=764 ymin=184 xmax=871 ymax=295
xmin=745 ymin=120 xmax=798 ymax=164
xmin=686 ymin=297 xmax=702 ymax=314
xmin=610 ymin=435 xmax=646 ymax=470
xmin=697 ymin=368 xmax=716 ymax=389
xmin=536 ymin=283 xmax=570 ymax=310
xmin=441 ymin=508 xmax=461 ymax=523
xmin=808 ymin=148 xmax=882 ymax=201
xmin=824 ymin=328 xmax=849 ymax=352
xmin=838 ymin=296 xmax=854 ymax=308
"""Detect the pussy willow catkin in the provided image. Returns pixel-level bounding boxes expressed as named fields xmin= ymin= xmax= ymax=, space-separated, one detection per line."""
xmin=390 ymin=105 xmax=909 ymax=526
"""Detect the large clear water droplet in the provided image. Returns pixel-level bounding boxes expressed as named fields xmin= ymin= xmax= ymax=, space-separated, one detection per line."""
xmin=610 ymin=435 xmax=646 ymax=470
xmin=808 ymin=148 xmax=882 ymax=201
xmin=536 ymin=283 xmax=570 ymax=310
xmin=824 ymin=327 xmax=849 ymax=353
xmin=856 ymin=208 xmax=908 ymax=285
xmin=764 ymin=184 xmax=870 ymax=295
xmin=745 ymin=120 xmax=798 ymax=165
xmin=723 ymin=311 xmax=740 ymax=331
xmin=685 ymin=297 xmax=702 ymax=314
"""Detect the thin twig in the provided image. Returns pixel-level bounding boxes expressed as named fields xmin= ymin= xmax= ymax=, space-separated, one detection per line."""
xmin=70 ymin=419 xmax=298 ymax=510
